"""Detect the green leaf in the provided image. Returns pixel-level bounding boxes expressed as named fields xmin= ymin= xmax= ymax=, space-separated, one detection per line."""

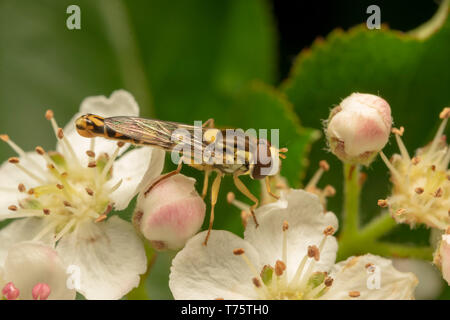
xmin=281 ymin=2 xmax=450 ymax=227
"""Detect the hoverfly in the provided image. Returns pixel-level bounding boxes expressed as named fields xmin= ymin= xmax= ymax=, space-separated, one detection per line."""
xmin=75 ymin=114 xmax=287 ymax=245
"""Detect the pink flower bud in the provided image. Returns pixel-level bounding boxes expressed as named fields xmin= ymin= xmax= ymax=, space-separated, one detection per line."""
xmin=326 ymin=93 xmax=392 ymax=165
xmin=2 ymin=282 xmax=20 ymax=300
xmin=133 ymin=174 xmax=206 ymax=251
xmin=32 ymin=283 xmax=51 ymax=300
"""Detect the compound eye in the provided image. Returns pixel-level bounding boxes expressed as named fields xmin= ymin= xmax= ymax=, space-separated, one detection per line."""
xmin=250 ymin=139 xmax=273 ymax=180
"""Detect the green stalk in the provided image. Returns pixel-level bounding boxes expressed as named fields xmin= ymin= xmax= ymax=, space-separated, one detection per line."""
xmin=341 ymin=163 xmax=360 ymax=236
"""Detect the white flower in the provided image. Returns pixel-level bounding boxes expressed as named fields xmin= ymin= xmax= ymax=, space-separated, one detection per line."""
xmin=169 ymin=190 xmax=417 ymax=300
xmin=1 ymin=240 xmax=75 ymax=300
xmin=379 ymin=108 xmax=450 ymax=229
xmin=0 ymin=90 xmax=165 ymax=299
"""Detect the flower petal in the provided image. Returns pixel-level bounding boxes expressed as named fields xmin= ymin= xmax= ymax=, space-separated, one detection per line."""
xmin=0 ymin=218 xmax=51 ymax=266
xmin=392 ymin=258 xmax=443 ymax=300
xmin=59 ymin=90 xmax=140 ymax=162
xmin=4 ymin=241 xmax=76 ymax=300
xmin=323 ymin=254 xmax=418 ymax=300
xmin=79 ymin=90 xmax=140 ymax=117
xmin=56 ymin=216 xmax=146 ymax=300
xmin=244 ymin=189 xmax=338 ymax=278
xmin=109 ymin=147 xmax=165 ymax=211
xmin=169 ymin=230 xmax=261 ymax=300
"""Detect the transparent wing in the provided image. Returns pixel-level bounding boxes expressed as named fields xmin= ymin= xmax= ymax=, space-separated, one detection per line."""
xmin=104 ymin=116 xmax=207 ymax=155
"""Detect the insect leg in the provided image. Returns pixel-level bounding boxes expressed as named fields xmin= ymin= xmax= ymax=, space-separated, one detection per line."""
xmin=203 ymin=171 xmax=223 ymax=246
xmin=202 ymin=118 xmax=215 ymax=128
xmin=144 ymin=159 xmax=183 ymax=197
xmin=265 ymin=176 xmax=280 ymax=200
xmin=233 ymin=174 xmax=259 ymax=228
xmin=201 ymin=169 xmax=211 ymax=199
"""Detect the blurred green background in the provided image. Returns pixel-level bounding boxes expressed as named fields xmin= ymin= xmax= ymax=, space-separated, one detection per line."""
xmin=0 ymin=0 xmax=449 ymax=299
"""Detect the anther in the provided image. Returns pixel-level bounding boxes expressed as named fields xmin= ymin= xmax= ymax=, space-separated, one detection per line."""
xmin=117 ymin=141 xmax=125 ymax=148
xmin=45 ymin=110 xmax=54 ymax=120
xmin=319 ymin=160 xmax=330 ymax=171
xmin=8 ymin=157 xmax=20 ymax=164
xmin=396 ymin=208 xmax=406 ymax=216
xmin=431 ymin=165 xmax=436 ymax=172
xmin=56 ymin=184 xmax=64 ymax=190
xmin=275 ymin=260 xmax=286 ymax=276
xmin=28 ymin=188 xmax=35 ymax=195
xmin=63 ymin=201 xmax=72 ymax=207
xmin=307 ymin=245 xmax=320 ymax=261
xmin=324 ymin=185 xmax=336 ymax=197
xmin=365 ymin=263 xmax=374 ymax=269
xmin=411 ymin=157 xmax=420 ymax=165
xmin=57 ymin=128 xmax=64 ymax=139
xmin=349 ymin=291 xmax=360 ymax=298
xmin=392 ymin=127 xmax=404 ymax=136
xmin=439 ymin=107 xmax=450 ymax=119
xmin=227 ymin=192 xmax=235 ymax=204
xmin=8 ymin=205 xmax=18 ymax=211
xmin=88 ymin=161 xmax=97 ymax=168
xmin=415 ymin=187 xmax=424 ymax=194
xmin=324 ymin=277 xmax=334 ymax=287
xmin=85 ymin=188 xmax=94 ymax=196
xmin=35 ymin=146 xmax=45 ymax=155
xmin=282 ymin=221 xmax=289 ymax=231
xmin=323 ymin=226 xmax=335 ymax=236
xmin=86 ymin=150 xmax=96 ymax=158
xmin=377 ymin=199 xmax=388 ymax=208
xmin=233 ymin=248 xmax=245 ymax=256
xmin=252 ymin=277 xmax=262 ymax=288
xmin=18 ymin=183 xmax=26 ymax=192
xmin=43 ymin=208 xmax=50 ymax=215
xmin=434 ymin=187 xmax=443 ymax=198
xmin=0 ymin=134 xmax=9 ymax=142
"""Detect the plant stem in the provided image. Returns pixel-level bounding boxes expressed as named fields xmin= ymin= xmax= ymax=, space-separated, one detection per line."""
xmin=358 ymin=211 xmax=397 ymax=242
xmin=365 ymin=242 xmax=434 ymax=260
xmin=342 ymin=163 xmax=360 ymax=236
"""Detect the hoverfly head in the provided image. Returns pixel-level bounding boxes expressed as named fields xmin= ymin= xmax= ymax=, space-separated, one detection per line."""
xmin=250 ymin=139 xmax=286 ymax=180
xmin=75 ymin=114 xmax=106 ymax=138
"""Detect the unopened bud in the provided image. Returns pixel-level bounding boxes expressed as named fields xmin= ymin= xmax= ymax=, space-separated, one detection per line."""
xmin=32 ymin=283 xmax=51 ymax=300
xmin=326 ymin=93 xmax=392 ymax=165
xmin=133 ymin=174 xmax=206 ymax=251
xmin=2 ymin=282 xmax=20 ymax=300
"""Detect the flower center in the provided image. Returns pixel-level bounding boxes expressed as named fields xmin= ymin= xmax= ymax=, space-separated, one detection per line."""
xmin=1 ymin=110 xmax=125 ymax=243
xmin=379 ymin=108 xmax=450 ymax=229
xmin=233 ymin=222 xmax=335 ymax=300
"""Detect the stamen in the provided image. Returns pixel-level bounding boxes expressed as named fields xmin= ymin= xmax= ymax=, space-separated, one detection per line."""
xmin=349 ymin=291 xmax=360 ymax=298
xmin=392 ymin=127 xmax=410 ymax=161
xmin=434 ymin=187 xmax=443 ymax=198
xmin=415 ymin=187 xmax=424 ymax=194
xmin=233 ymin=248 xmax=267 ymax=293
xmin=1 ymin=134 xmax=48 ymax=176
xmin=109 ymin=179 xmax=123 ymax=193
xmin=45 ymin=110 xmax=80 ymax=166
xmin=9 ymin=157 xmax=45 ymax=184
xmin=227 ymin=192 xmax=250 ymax=211
xmin=305 ymin=160 xmax=329 ymax=190
xmin=324 ymin=185 xmax=336 ymax=197
xmin=282 ymin=221 xmax=288 ymax=267
xmin=307 ymin=245 xmax=320 ymax=261
xmin=43 ymin=208 xmax=50 ymax=215
xmin=379 ymin=151 xmax=402 ymax=182
xmin=428 ymin=111 xmax=449 ymax=155
xmin=86 ymin=150 xmax=96 ymax=158
xmin=88 ymin=161 xmax=97 ymax=168
xmin=85 ymin=187 xmax=94 ymax=196
xmin=18 ymin=183 xmax=26 ymax=192
xmin=8 ymin=205 xmax=18 ymax=211
xmin=377 ymin=199 xmax=388 ymax=208
xmin=100 ymin=143 xmax=123 ymax=180
xmin=275 ymin=260 xmax=286 ymax=276
xmin=252 ymin=277 xmax=262 ymax=288
xmin=32 ymin=283 xmax=51 ymax=300
xmin=54 ymin=219 xmax=76 ymax=242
